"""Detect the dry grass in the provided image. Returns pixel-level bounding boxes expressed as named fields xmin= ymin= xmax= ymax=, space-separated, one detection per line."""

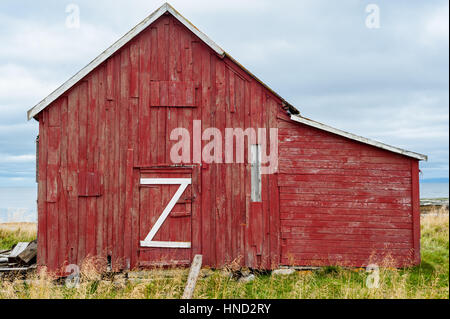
xmin=0 ymin=223 xmax=37 ymax=250
xmin=0 ymin=208 xmax=448 ymax=299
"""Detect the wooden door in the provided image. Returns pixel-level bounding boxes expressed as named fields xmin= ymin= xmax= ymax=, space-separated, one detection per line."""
xmin=138 ymin=168 xmax=193 ymax=267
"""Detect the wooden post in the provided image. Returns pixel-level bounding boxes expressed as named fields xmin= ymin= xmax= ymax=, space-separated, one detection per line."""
xmin=182 ymin=255 xmax=202 ymax=299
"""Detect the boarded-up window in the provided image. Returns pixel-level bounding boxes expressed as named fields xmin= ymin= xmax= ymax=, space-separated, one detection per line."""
xmin=251 ymin=145 xmax=261 ymax=202
xmin=150 ymin=81 xmax=197 ymax=107
xmin=78 ymin=171 xmax=102 ymax=197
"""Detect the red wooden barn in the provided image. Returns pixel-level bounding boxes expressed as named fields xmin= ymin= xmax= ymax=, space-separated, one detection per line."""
xmin=27 ymin=3 xmax=427 ymax=272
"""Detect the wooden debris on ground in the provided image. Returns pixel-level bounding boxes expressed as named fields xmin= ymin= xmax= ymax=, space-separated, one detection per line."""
xmin=8 ymin=242 xmax=29 ymax=263
xmin=0 ymin=241 xmax=37 ymax=273
xmin=17 ymin=241 xmax=37 ymax=264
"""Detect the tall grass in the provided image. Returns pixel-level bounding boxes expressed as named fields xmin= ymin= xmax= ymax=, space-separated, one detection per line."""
xmin=0 ymin=209 xmax=448 ymax=299
xmin=0 ymin=223 xmax=36 ymax=250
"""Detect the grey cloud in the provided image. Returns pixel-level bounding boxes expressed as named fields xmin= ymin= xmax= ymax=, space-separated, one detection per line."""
xmin=0 ymin=0 xmax=447 ymax=186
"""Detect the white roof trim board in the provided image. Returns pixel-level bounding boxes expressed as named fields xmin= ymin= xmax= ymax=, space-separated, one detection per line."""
xmin=290 ymin=115 xmax=427 ymax=161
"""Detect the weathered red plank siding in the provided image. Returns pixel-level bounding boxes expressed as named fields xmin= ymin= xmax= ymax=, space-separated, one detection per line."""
xmin=37 ymin=14 xmax=283 ymax=272
xmin=36 ymin=12 xmax=421 ymax=272
xmin=278 ymin=119 xmax=418 ymax=267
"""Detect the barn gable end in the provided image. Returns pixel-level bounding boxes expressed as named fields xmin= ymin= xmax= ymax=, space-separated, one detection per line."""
xmin=33 ymin=8 xmax=290 ymax=271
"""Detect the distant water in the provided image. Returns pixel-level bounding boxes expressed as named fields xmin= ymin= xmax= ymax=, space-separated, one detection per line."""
xmin=420 ymin=182 xmax=449 ymax=199
xmin=0 ymin=183 xmax=448 ymax=223
xmin=0 ymin=187 xmax=37 ymax=223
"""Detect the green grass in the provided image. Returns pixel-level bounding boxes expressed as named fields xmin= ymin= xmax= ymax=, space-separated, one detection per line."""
xmin=0 ymin=223 xmax=36 ymax=250
xmin=0 ymin=211 xmax=448 ymax=299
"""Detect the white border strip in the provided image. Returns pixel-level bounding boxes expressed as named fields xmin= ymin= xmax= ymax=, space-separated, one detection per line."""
xmin=290 ymin=115 xmax=427 ymax=161
xmin=27 ymin=3 xmax=225 ymax=120
xmin=140 ymin=241 xmax=191 ymax=248
xmin=141 ymin=178 xmax=192 ymax=185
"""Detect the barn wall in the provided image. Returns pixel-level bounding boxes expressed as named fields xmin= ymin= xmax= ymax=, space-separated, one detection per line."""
xmin=37 ymin=14 xmax=283 ymax=272
xmin=277 ymin=118 xmax=420 ymax=267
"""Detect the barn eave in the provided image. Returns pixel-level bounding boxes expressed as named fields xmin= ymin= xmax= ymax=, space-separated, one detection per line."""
xmin=290 ymin=115 xmax=428 ymax=161
xmin=26 ymin=2 xmax=299 ymax=121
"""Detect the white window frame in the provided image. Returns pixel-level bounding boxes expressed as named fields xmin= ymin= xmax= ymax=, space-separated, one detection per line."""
xmin=140 ymin=178 xmax=192 ymax=248
xmin=251 ymin=145 xmax=262 ymax=202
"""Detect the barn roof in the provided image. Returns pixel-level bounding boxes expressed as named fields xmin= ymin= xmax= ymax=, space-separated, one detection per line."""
xmin=290 ymin=115 xmax=427 ymax=161
xmin=27 ymin=2 xmax=299 ymax=121
xmin=27 ymin=3 xmax=427 ymax=161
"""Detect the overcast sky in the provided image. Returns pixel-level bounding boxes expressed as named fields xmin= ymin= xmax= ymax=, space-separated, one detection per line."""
xmin=0 ymin=0 xmax=448 ymax=187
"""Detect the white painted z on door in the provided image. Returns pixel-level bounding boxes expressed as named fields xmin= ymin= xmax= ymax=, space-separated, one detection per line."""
xmin=140 ymin=178 xmax=192 ymax=248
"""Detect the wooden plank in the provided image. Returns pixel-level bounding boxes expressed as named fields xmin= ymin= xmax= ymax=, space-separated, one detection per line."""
xmin=279 ymin=167 xmax=412 ymax=178
xmin=131 ymin=168 xmax=140 ymax=268
xmin=124 ymin=149 xmax=134 ymax=269
xmin=237 ymin=76 xmax=246 ymax=267
xmin=67 ymin=87 xmax=79 ymax=265
xmin=46 ymin=122 xmax=60 ymax=270
xmin=130 ymin=40 xmax=140 ymax=98
xmin=200 ymin=46 xmax=213 ymax=266
xmin=224 ymin=68 xmax=234 ymax=262
xmin=86 ymin=73 xmax=98 ymax=258
xmin=191 ymin=41 xmax=202 ymax=259
xmin=118 ymin=47 xmax=130 ymax=269
xmin=279 ymin=206 xmax=412 ymax=217
xmin=280 ymin=193 xmax=412 ymax=205
xmin=280 ymin=212 xmax=412 ymax=224
xmin=268 ymin=97 xmax=279 ymax=269
xmin=283 ymin=239 xmax=412 ymax=249
xmin=280 ymin=200 xmax=410 ymax=211
xmin=112 ymin=54 xmax=121 ymax=268
xmin=139 ymin=30 xmax=151 ymax=166
xmin=97 ymin=65 xmax=107 ymax=259
xmin=17 ymin=241 xmax=38 ymax=264
xmin=215 ymin=58 xmax=226 ymax=266
xmin=283 ymin=225 xmax=411 ymax=236
xmin=58 ymin=97 xmax=69 ymax=268
xmin=37 ymin=111 xmax=48 ymax=267
xmin=77 ymin=81 xmax=88 ymax=263
xmin=191 ymin=166 xmax=201 ymax=257
xmin=281 ymin=245 xmax=414 ymax=256
xmin=8 ymin=242 xmax=29 ymax=262
xmin=280 ymin=186 xmax=411 ymax=197
xmin=182 ymin=254 xmax=202 ymax=299
xmin=281 ymin=219 xmax=412 ymax=230
xmin=411 ymin=160 xmax=421 ymax=264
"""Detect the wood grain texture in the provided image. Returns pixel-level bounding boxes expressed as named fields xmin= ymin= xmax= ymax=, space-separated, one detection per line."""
xmin=35 ymin=14 xmax=420 ymax=272
xmin=278 ymin=119 xmax=419 ymax=267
